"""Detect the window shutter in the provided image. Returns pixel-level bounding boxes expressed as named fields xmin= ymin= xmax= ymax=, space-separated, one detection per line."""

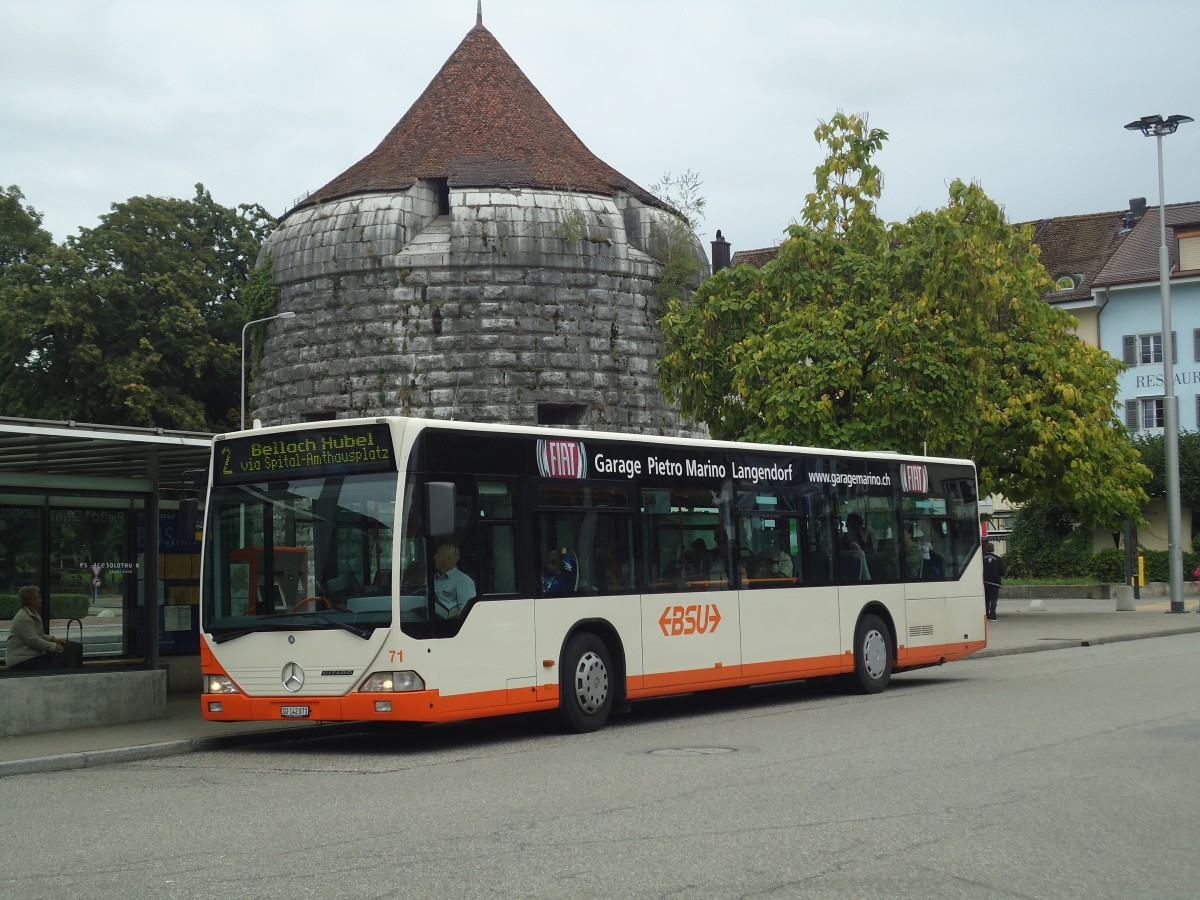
xmin=1125 ymin=399 xmax=1139 ymax=428
xmin=1123 ymin=335 xmax=1137 ymax=366
xmin=1194 ymin=328 xmax=1200 ymax=363
xmin=1172 ymin=331 xmax=1178 ymax=364
xmin=1181 ymin=233 xmax=1200 ymax=271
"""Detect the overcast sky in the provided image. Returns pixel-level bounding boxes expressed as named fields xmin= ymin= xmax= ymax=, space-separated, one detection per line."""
xmin=3 ymin=0 xmax=1199 ymax=256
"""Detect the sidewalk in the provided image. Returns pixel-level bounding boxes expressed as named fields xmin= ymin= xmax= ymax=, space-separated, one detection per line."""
xmin=3 ymin=596 xmax=1199 ymax=778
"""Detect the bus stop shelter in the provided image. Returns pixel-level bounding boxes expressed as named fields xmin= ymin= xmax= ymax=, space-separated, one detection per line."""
xmin=0 ymin=417 xmax=213 ymax=735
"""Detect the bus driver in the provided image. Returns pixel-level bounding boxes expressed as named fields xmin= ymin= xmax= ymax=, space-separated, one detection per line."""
xmin=433 ymin=543 xmax=476 ymax=617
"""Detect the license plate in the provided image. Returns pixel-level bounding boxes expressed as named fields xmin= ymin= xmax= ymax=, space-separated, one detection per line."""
xmin=280 ymin=706 xmax=310 ymax=718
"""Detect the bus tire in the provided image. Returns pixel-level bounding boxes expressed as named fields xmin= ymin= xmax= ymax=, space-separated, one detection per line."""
xmin=558 ymin=632 xmax=613 ymax=733
xmin=850 ymin=613 xmax=892 ymax=694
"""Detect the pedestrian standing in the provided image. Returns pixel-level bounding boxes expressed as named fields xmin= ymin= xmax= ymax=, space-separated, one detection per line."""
xmin=982 ymin=541 xmax=1006 ymax=621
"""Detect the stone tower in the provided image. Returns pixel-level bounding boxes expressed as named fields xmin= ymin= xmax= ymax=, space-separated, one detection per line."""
xmin=251 ymin=13 xmax=707 ymax=436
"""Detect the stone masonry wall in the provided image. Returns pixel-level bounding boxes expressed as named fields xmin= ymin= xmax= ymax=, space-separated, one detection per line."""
xmin=252 ymin=186 xmax=707 ymax=437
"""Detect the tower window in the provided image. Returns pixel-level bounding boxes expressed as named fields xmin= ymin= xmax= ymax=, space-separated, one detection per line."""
xmin=434 ymin=178 xmax=450 ymax=215
xmin=538 ymin=404 xmax=586 ymax=427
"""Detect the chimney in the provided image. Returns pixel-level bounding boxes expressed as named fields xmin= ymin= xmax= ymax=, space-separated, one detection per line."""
xmin=1129 ymin=197 xmax=1147 ymax=221
xmin=711 ymin=229 xmax=730 ymax=274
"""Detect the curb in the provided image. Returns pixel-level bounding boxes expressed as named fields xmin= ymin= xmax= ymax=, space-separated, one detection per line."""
xmin=969 ymin=624 xmax=1200 ymax=660
xmin=0 ymin=721 xmax=364 ymax=779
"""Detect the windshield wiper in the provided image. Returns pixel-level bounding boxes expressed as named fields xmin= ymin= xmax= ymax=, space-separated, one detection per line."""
xmin=308 ymin=612 xmax=372 ymax=639
xmin=211 ymin=618 xmax=295 ymax=643
xmin=212 ymin=628 xmax=255 ymax=644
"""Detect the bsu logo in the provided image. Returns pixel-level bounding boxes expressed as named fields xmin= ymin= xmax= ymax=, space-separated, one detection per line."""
xmin=659 ymin=604 xmax=721 ymax=636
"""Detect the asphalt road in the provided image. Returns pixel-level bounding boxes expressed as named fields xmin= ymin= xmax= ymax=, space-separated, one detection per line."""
xmin=4 ymin=634 xmax=1199 ymax=899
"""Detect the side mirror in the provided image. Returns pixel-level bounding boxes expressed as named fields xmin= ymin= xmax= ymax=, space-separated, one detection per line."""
xmin=426 ymin=482 xmax=456 ymax=537
xmin=178 ymin=498 xmax=199 ymax=539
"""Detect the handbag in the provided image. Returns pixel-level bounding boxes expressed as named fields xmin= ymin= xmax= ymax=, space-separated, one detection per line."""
xmin=57 ymin=617 xmax=84 ymax=669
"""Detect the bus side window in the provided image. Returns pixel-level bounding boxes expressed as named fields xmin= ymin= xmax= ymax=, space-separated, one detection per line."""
xmin=478 ymin=481 xmax=518 ymax=595
xmin=539 ymin=513 xmax=583 ymax=594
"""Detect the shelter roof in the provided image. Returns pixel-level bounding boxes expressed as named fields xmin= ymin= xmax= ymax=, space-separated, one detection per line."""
xmin=289 ymin=21 xmax=660 ymax=217
xmin=0 ymin=417 xmax=212 ymax=496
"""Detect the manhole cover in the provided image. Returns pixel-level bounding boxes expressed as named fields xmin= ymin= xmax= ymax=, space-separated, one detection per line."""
xmin=649 ymin=747 xmax=736 ymax=756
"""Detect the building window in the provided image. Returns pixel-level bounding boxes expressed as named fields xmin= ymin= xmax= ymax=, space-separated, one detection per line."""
xmin=1180 ymin=230 xmax=1200 ymax=271
xmin=1143 ymin=398 xmax=1164 ymax=429
xmin=1140 ymin=334 xmax=1163 ymax=365
xmin=1123 ymin=332 xmax=1176 ymax=366
xmin=1125 ymin=398 xmax=1164 ymax=430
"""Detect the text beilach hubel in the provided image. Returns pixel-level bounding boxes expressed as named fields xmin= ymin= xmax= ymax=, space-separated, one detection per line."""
xmin=245 ymin=432 xmax=390 ymax=471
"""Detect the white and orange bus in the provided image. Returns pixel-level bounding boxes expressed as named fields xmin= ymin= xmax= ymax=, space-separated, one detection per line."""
xmin=200 ymin=417 xmax=985 ymax=732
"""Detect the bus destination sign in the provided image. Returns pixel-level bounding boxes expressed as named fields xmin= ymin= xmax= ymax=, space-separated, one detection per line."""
xmin=214 ymin=423 xmax=395 ymax=485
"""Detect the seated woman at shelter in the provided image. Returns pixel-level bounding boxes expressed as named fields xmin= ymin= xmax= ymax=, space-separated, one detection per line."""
xmin=541 ymin=547 xmax=579 ymax=593
xmin=4 ymin=585 xmax=65 ymax=672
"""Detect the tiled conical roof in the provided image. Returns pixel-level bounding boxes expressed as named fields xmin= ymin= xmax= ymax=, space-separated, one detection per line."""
xmin=290 ymin=21 xmax=660 ymax=215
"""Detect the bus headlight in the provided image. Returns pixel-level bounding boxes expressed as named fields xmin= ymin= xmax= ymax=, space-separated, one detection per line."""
xmin=359 ymin=671 xmax=425 ymax=692
xmin=204 ymin=675 xmax=240 ymax=694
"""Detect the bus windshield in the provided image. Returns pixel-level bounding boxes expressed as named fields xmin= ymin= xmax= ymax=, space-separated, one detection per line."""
xmin=201 ymin=472 xmax=397 ymax=638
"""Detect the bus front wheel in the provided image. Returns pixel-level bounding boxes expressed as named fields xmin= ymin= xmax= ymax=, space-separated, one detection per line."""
xmin=558 ymin=633 xmax=613 ymax=733
xmin=850 ymin=613 xmax=892 ymax=694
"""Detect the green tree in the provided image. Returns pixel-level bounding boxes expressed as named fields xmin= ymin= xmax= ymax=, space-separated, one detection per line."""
xmin=1005 ymin=500 xmax=1094 ymax=578
xmin=1129 ymin=430 xmax=1200 ymax=521
xmin=0 ymin=185 xmax=275 ymax=431
xmin=658 ymin=112 xmax=1148 ymax=529
xmin=0 ymin=184 xmax=54 ymax=268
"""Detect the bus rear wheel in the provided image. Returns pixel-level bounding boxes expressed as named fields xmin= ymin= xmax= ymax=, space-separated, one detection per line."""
xmin=850 ymin=613 xmax=892 ymax=694
xmin=558 ymin=633 xmax=613 ymax=733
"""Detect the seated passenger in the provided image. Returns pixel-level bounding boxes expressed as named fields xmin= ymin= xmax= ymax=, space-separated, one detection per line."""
xmin=846 ymin=513 xmax=875 ymax=553
xmin=684 ymin=538 xmax=712 ymax=579
xmin=542 ymin=547 xmax=579 ymax=593
xmin=768 ymin=551 xmax=794 ymax=578
xmin=902 ymin=523 xmax=928 ymax=578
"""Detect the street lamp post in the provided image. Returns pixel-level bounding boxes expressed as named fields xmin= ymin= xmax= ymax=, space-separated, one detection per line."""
xmin=240 ymin=311 xmax=297 ymax=430
xmin=1125 ymin=113 xmax=1194 ymax=614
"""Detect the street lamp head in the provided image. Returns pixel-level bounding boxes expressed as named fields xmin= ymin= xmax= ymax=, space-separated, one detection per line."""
xmin=1125 ymin=114 xmax=1194 ymax=136
xmin=240 ymin=310 xmax=299 ymax=430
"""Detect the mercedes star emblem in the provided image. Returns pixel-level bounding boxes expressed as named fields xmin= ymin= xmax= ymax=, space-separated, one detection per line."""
xmin=281 ymin=661 xmax=305 ymax=692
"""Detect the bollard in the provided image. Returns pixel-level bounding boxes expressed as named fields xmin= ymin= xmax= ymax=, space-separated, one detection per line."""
xmin=1113 ymin=584 xmax=1136 ymax=611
